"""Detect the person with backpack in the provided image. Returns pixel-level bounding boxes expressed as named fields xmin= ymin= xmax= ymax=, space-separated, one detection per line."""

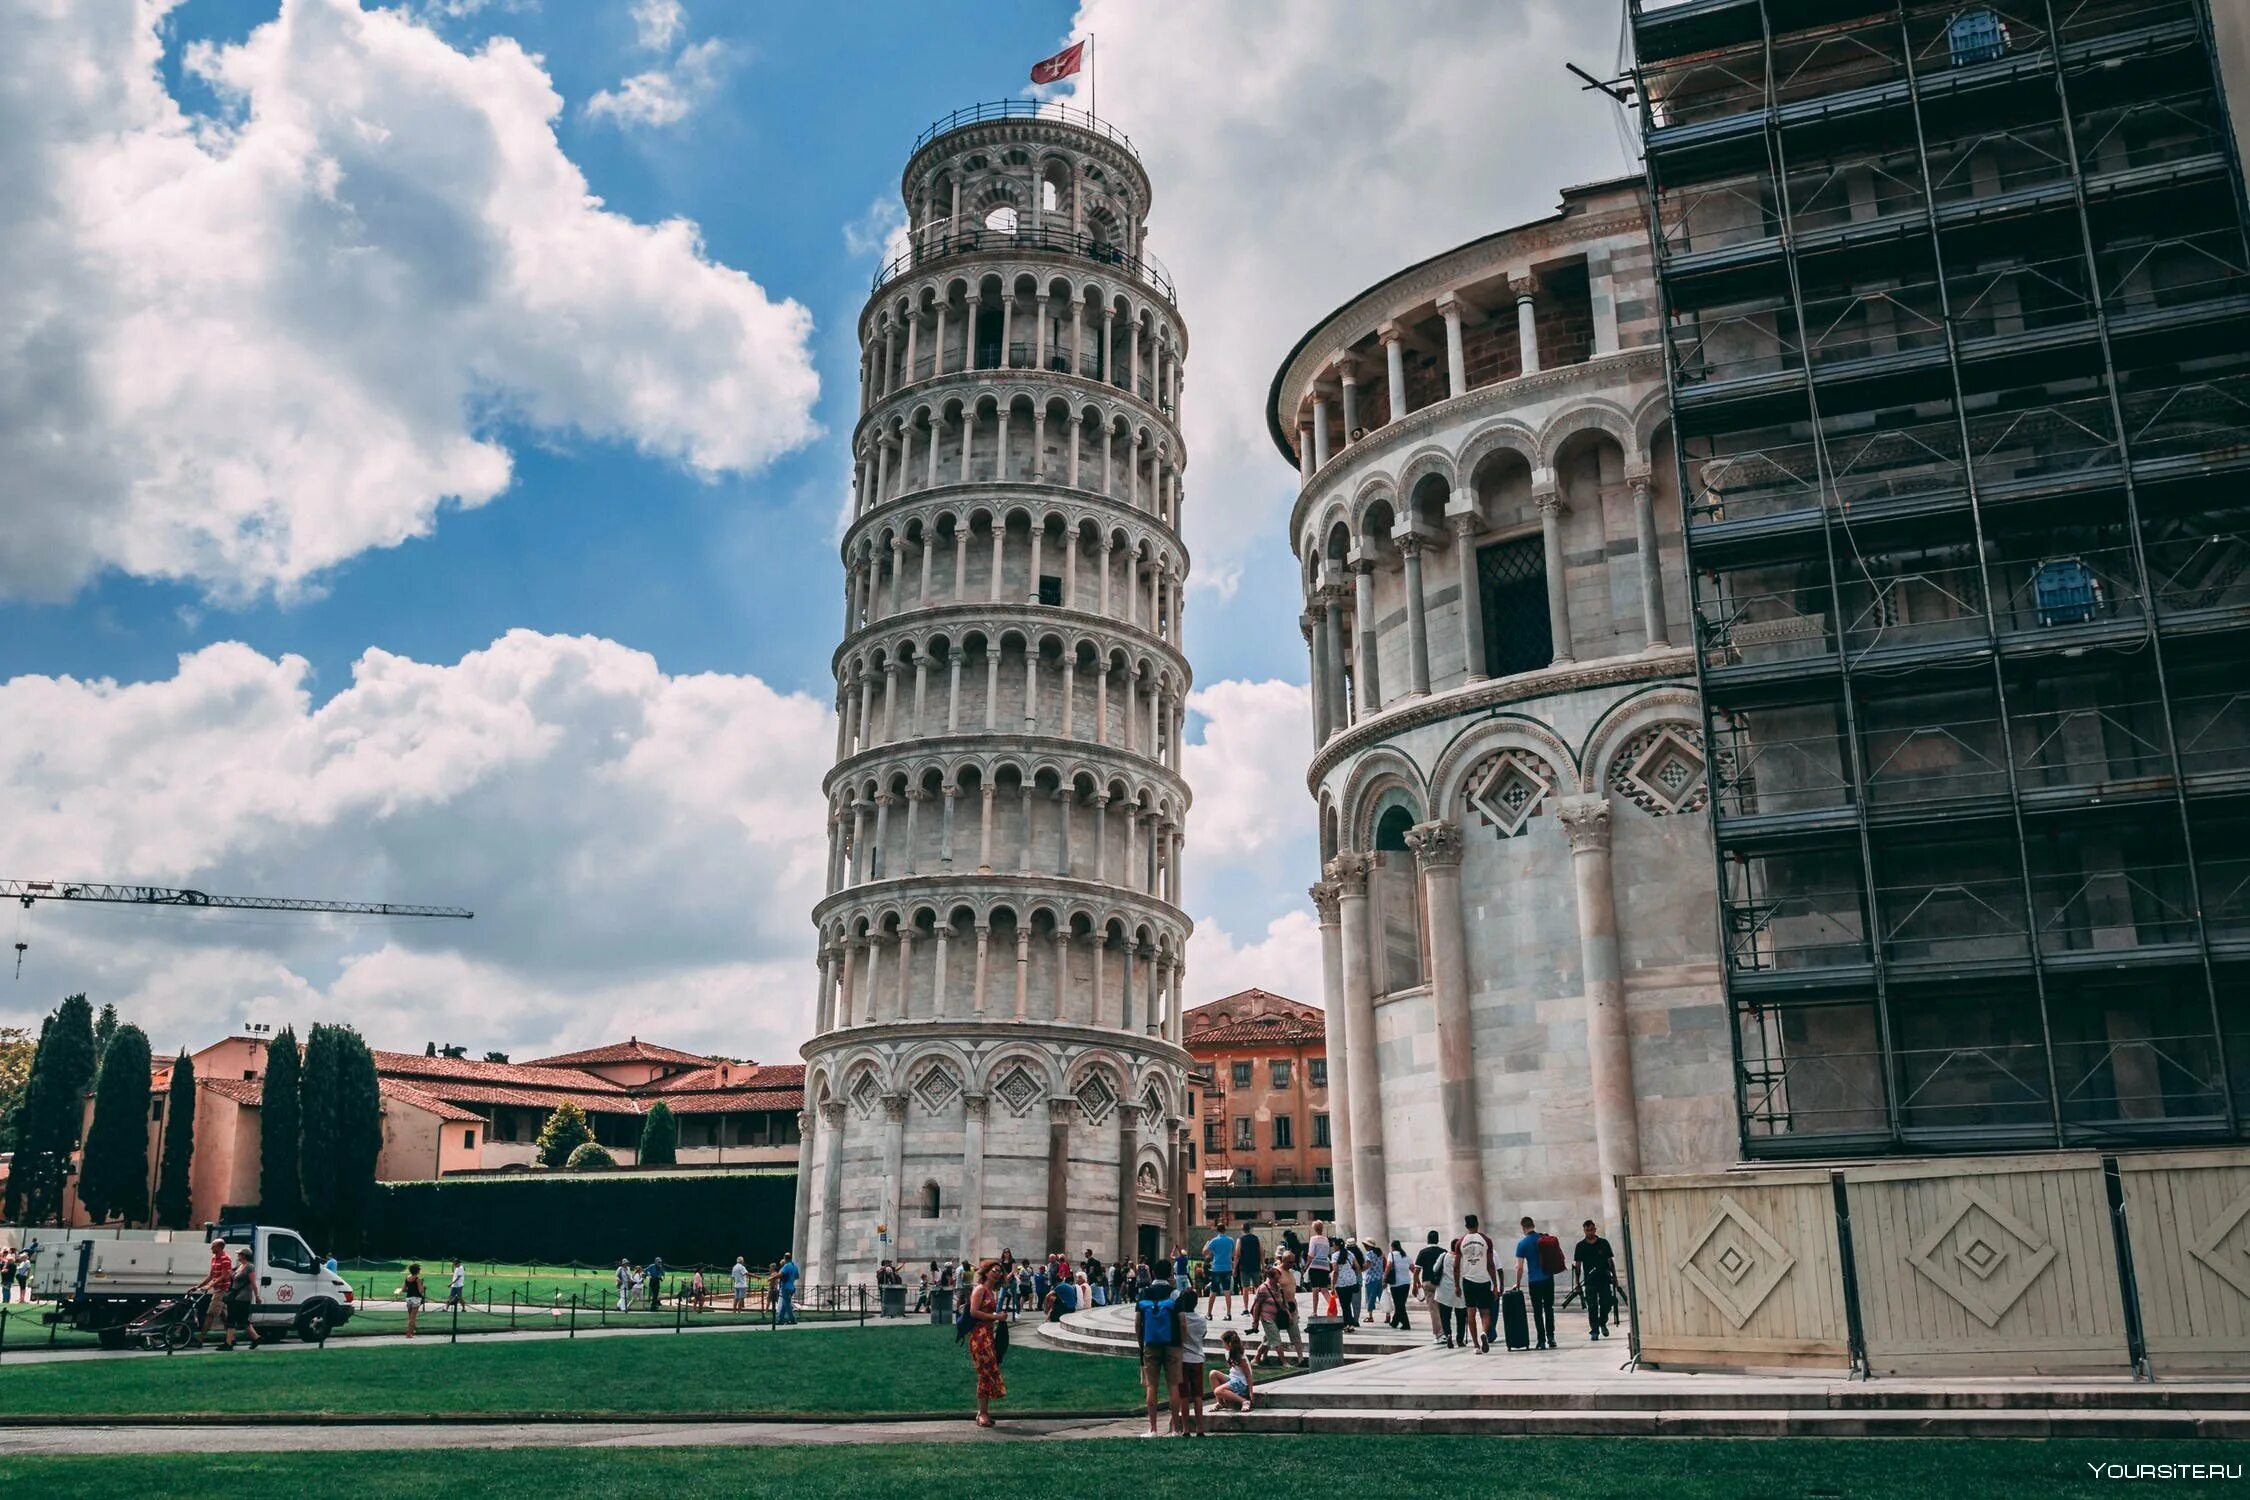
xmin=1452 ymin=1214 xmax=1499 ymax=1354
xmin=1332 ymin=1237 xmax=1361 ymax=1327
xmin=1513 ymin=1216 xmax=1564 ymax=1350
xmin=1413 ymin=1230 xmax=1448 ymax=1346
xmin=1385 ymin=1239 xmax=1414 ymax=1330
xmin=1134 ymin=1272 xmax=1182 ymax=1437
xmin=1572 ymin=1219 xmax=1619 ymax=1341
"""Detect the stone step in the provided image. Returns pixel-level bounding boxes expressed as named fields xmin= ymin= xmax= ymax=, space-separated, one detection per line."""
xmin=1032 ymin=1319 xmax=1391 ymax=1365
xmin=1257 ymin=1383 xmax=2250 ymax=1414
xmin=1218 ymin=1406 xmax=2250 ymax=1439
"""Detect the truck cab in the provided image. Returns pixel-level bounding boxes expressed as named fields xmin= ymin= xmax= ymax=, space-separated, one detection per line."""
xmin=211 ymin=1223 xmax=358 ymax=1341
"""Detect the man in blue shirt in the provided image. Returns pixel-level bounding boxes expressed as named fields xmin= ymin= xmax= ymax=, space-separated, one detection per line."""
xmin=1204 ymin=1227 xmax=1237 ymax=1320
xmin=1512 ymin=1217 xmax=1557 ymax=1350
xmin=776 ymin=1251 xmax=800 ymax=1325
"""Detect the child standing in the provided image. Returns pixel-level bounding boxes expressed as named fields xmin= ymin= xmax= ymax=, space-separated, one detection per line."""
xmin=1174 ymin=1289 xmax=1208 ymax=1436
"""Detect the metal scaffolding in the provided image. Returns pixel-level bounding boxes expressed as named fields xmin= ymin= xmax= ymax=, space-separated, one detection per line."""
xmin=1631 ymin=0 xmax=2250 ymax=1155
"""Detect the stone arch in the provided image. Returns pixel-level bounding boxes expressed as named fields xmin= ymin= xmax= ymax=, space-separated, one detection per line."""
xmin=1427 ymin=713 xmax=1580 ymax=820
xmin=1539 ymin=398 xmax=1641 ymax=470
xmin=1395 ymin=445 xmax=1458 ymax=499
xmin=1348 ymin=475 xmax=1399 ymax=537
xmin=1337 ymin=746 xmax=1425 ymax=853
xmin=1454 ymin=419 xmax=1542 ymax=487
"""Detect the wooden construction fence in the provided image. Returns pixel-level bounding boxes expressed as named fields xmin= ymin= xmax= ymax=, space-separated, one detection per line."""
xmin=1622 ymin=1146 xmax=2250 ymax=1376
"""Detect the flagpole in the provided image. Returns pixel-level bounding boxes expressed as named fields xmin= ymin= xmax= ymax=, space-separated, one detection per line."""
xmin=1090 ymin=33 xmax=1097 ymax=120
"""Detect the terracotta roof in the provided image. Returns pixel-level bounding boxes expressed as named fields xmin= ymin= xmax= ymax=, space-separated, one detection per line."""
xmin=522 ymin=1038 xmax=716 ymax=1069
xmin=649 ymin=1062 xmax=805 ymax=1094
xmin=659 ymin=1085 xmax=805 ymax=1115
xmin=198 ymin=1077 xmax=265 ymax=1106
xmin=378 ymin=1079 xmax=484 ymax=1124
xmin=1188 ymin=1014 xmax=1326 ymax=1046
xmin=370 ymin=1048 xmax=624 ymax=1094
xmin=395 ymin=1079 xmax=640 ymax=1116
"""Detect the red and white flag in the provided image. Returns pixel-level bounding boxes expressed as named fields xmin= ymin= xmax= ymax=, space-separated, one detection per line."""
xmin=1030 ymin=41 xmax=1085 ymax=86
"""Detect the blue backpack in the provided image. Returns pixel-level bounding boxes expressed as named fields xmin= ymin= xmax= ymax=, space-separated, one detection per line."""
xmin=1137 ymin=1292 xmax=1179 ymax=1348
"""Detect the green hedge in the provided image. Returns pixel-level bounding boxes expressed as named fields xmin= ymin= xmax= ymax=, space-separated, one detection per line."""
xmin=364 ymin=1171 xmax=798 ymax=1266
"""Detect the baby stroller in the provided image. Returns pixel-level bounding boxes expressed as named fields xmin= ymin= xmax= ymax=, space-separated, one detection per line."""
xmin=125 ymin=1289 xmax=213 ymax=1351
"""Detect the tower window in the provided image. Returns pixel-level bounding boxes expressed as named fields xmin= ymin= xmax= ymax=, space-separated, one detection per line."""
xmin=1479 ymin=535 xmax=1555 ymax=677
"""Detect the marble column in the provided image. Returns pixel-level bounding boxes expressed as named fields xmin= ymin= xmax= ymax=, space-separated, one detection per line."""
xmin=1304 ymin=606 xmax=1332 ymax=746
xmin=1514 ymin=280 xmax=1540 ymax=376
xmin=1405 ymin=819 xmax=1487 ymax=1226
xmin=1350 ymin=557 xmax=1381 ymax=717
xmin=1437 ymin=293 xmax=1468 ymax=398
xmin=1450 ymin=515 xmax=1488 ymax=680
xmin=1556 ymin=795 xmax=1640 ymax=1230
xmin=1319 ymin=585 xmax=1349 ymax=733
xmin=1381 ymin=325 xmax=1409 ymax=422
xmin=1311 ymin=394 xmax=1332 ymax=469
xmin=1536 ymin=485 xmax=1574 ymax=665
xmin=1630 ymin=470 xmax=1671 ymax=649
xmin=1337 ymin=356 xmax=1360 ymax=440
xmin=1116 ymin=1104 xmax=1138 ymax=1262
xmin=1046 ymin=1098 xmax=1073 ymax=1255
xmin=791 ymin=1108 xmax=816 ymax=1267
xmin=879 ymin=1094 xmax=908 ymax=1260
xmin=816 ymin=1100 xmax=846 ymax=1282
xmin=1167 ymin=1121 xmax=1187 ymax=1248
xmin=1398 ymin=533 xmax=1432 ymax=695
xmin=1327 ymin=853 xmax=1387 ymax=1244
xmin=961 ymin=1093 xmax=987 ymax=1263
xmin=1311 ymin=880 xmax=1355 ymax=1238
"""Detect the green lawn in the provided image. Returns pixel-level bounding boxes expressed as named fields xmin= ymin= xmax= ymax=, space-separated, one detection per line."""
xmin=0 ymin=1438 xmax=2207 ymax=1499
xmin=331 ymin=1258 xmax=766 ymax=1310
xmin=0 ymin=1325 xmax=1141 ymax=1417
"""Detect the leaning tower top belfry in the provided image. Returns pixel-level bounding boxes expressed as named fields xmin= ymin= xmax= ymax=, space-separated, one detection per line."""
xmin=795 ymin=101 xmax=1196 ymax=1284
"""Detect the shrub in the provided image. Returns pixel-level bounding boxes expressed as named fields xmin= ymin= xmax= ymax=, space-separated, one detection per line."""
xmin=565 ymin=1141 xmax=617 ymax=1170
xmin=535 ymin=1100 xmax=595 ymax=1168
xmin=638 ymin=1101 xmax=678 ymax=1166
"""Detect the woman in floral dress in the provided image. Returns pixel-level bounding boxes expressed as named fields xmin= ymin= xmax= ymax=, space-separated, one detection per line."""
xmin=967 ymin=1259 xmax=1009 ymax=1426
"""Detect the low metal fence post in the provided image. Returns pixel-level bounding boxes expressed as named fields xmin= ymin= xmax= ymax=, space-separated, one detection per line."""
xmin=450 ymin=1303 xmax=459 ymax=1344
xmin=3 ymin=1302 xmax=10 ymax=1363
xmin=510 ymin=1293 xmax=517 ymax=1332
xmin=569 ymin=1293 xmax=577 ymax=1339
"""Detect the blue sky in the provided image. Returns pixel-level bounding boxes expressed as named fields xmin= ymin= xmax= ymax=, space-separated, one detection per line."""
xmin=0 ymin=0 xmax=1628 ymax=1061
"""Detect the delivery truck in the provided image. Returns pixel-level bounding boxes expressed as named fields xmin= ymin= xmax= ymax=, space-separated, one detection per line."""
xmin=25 ymin=1223 xmax=357 ymax=1348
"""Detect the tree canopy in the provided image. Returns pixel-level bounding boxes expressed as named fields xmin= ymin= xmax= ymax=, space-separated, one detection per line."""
xmin=78 ymin=1022 xmax=153 ymax=1225
xmin=638 ymin=1101 xmax=678 ymax=1167
xmin=259 ymin=1026 xmax=304 ymax=1227
xmin=154 ymin=1050 xmax=199 ymax=1229
xmin=535 ymin=1100 xmax=595 ymax=1168
xmin=1 ymin=996 xmax=97 ymax=1225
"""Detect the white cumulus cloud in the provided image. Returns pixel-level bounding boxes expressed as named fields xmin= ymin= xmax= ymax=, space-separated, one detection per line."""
xmin=585 ymin=35 xmax=730 ymax=128
xmin=0 ymin=0 xmax=817 ymax=604
xmin=1185 ymin=909 xmax=1325 ymax=1012
xmin=0 ymin=631 xmax=834 ymax=1064
xmin=628 ymin=0 xmax=685 ymax=51
xmin=1180 ymin=678 xmax=1322 ymax=1006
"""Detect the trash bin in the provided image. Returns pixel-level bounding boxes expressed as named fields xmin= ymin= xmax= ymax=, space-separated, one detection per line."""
xmin=1306 ymin=1314 xmax=1348 ymax=1372
xmin=880 ymin=1284 xmax=906 ymax=1319
xmin=929 ymin=1287 xmax=955 ymax=1326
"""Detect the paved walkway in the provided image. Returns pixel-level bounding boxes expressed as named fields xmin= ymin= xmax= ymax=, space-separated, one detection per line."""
xmin=0 ymin=1416 xmax=1143 ymax=1456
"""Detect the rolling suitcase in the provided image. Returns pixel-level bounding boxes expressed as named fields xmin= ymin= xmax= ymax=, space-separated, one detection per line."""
xmin=1501 ymin=1286 xmax=1531 ymax=1350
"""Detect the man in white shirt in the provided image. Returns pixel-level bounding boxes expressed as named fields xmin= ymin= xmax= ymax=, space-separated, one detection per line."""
xmin=730 ymin=1256 xmax=750 ymax=1312
xmin=1452 ymin=1213 xmax=1498 ymax=1354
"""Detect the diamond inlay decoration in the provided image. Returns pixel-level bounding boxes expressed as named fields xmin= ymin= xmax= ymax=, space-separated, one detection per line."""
xmin=911 ymin=1064 xmax=960 ymax=1115
xmin=1073 ymin=1071 xmax=1118 ymax=1124
xmin=1141 ymin=1084 xmax=1166 ymax=1128
xmin=1611 ymin=724 xmax=1711 ymax=816
xmin=1679 ymin=1194 xmax=1796 ymax=1330
xmin=2187 ymin=1182 xmax=2250 ymax=1303
xmin=1906 ymin=1188 xmax=2057 ymax=1329
xmin=1465 ymin=750 xmax=1554 ymax=838
xmin=992 ymin=1065 xmax=1043 ymax=1118
xmin=847 ymin=1069 xmax=882 ymax=1119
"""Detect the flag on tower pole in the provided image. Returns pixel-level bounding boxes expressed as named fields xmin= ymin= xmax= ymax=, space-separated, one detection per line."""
xmin=1030 ymin=39 xmax=1085 ymax=87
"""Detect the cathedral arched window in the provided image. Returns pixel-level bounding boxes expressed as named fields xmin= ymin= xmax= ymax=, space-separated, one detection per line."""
xmin=1370 ymin=799 xmax=1426 ymax=994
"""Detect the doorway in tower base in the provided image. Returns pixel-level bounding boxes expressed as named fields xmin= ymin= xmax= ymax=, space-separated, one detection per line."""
xmin=1138 ymin=1223 xmax=1160 ymax=1262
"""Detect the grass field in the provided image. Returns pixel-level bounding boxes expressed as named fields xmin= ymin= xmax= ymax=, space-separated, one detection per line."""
xmin=331 ymin=1258 xmax=768 ymax=1309
xmin=0 ymin=1438 xmax=2203 ymax=1499
xmin=0 ymin=1324 xmax=1140 ymax=1417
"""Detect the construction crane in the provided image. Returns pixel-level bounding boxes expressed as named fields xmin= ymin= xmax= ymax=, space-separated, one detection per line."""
xmin=5 ymin=878 xmax=472 ymax=978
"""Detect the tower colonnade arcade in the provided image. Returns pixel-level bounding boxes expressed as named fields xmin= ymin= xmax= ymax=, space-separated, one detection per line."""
xmin=802 ymin=103 xmax=1193 ymax=1284
xmin=1272 ymin=179 xmax=1737 ymax=1242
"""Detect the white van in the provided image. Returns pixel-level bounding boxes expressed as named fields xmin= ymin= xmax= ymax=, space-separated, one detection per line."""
xmin=27 ymin=1223 xmax=357 ymax=1348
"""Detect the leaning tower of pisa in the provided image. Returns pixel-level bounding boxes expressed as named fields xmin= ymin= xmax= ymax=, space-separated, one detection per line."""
xmin=795 ymin=101 xmax=1195 ymax=1285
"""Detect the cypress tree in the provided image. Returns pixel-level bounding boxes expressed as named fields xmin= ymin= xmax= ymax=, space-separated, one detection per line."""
xmin=90 ymin=1003 xmax=119 ymax=1079
xmin=0 ymin=1014 xmax=53 ymax=1223
xmin=258 ymin=1026 xmax=303 ymax=1226
xmin=78 ymin=1023 xmax=153 ymax=1224
xmin=638 ymin=1101 xmax=678 ymax=1166
xmin=534 ymin=1100 xmax=595 ymax=1168
xmin=300 ymin=1024 xmax=382 ymax=1251
xmin=154 ymin=1050 xmax=198 ymax=1229
xmin=2 ymin=996 xmax=97 ymax=1225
